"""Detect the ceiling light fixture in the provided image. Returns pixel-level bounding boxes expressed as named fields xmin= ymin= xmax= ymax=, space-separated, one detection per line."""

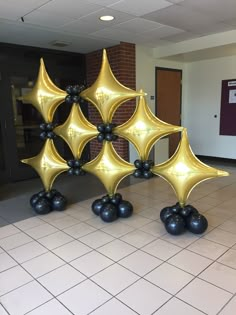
xmin=99 ymin=15 xmax=114 ymax=22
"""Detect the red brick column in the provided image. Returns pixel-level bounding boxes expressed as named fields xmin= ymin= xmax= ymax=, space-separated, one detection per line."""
xmin=85 ymin=42 xmax=136 ymax=161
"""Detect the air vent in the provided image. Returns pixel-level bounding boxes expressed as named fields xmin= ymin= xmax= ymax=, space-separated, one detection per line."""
xmin=50 ymin=40 xmax=71 ymax=47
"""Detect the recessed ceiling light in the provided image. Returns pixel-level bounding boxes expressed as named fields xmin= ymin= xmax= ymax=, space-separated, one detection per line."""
xmin=99 ymin=15 xmax=114 ymax=21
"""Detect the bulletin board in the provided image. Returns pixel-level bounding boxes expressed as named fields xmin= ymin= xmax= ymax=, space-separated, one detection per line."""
xmin=220 ymin=79 xmax=236 ymax=135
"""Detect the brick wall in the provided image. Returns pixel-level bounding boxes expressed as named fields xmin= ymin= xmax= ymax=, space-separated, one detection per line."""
xmin=85 ymin=42 xmax=136 ymax=161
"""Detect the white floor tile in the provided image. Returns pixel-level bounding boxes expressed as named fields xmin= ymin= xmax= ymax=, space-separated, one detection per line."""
xmin=0 ymin=281 xmax=52 ymax=315
xmin=101 ymin=222 xmax=134 ymax=238
xmin=153 ymin=297 xmax=205 ymax=315
xmin=218 ymin=249 xmax=236 ymax=269
xmin=38 ymin=264 xmax=86 ymax=295
xmin=0 ymin=304 xmax=8 ymax=315
xmin=168 ymin=249 xmax=212 ymax=275
xmin=91 ymin=263 xmax=139 ymax=295
xmin=120 ymin=229 xmax=156 ymax=248
xmin=24 ymin=223 xmax=59 ymax=239
xmin=199 ymin=262 xmax=236 ymax=293
xmin=0 ymin=265 xmax=33 ymax=296
xmin=70 ymin=250 xmax=113 ymax=277
xmin=142 ymin=239 xmax=182 ymax=260
xmin=177 ymin=278 xmax=232 ymax=315
xmin=37 ymin=231 xmax=73 ymax=250
xmin=97 ymin=239 xmax=136 ymax=261
xmin=161 ymin=231 xmax=199 ymax=248
xmin=63 ymin=222 xmax=96 ymax=238
xmin=0 ymin=225 xmax=20 ymax=240
xmin=117 ymin=278 xmax=171 ymax=315
xmin=145 ymin=263 xmax=193 ymax=295
xmin=8 ymin=241 xmax=48 ymax=263
xmin=90 ymin=298 xmax=137 ymax=315
xmin=119 ymin=250 xmax=162 ymax=276
xmin=187 ymin=238 xmax=228 ymax=260
xmin=13 ymin=217 xmax=44 ymax=231
xmin=52 ymin=240 xmax=92 ymax=262
xmin=49 ymin=216 xmax=80 ymax=229
xmin=0 ymin=232 xmax=33 ymax=250
xmin=22 ymin=252 xmax=65 ymax=278
xmin=0 ymin=252 xmax=18 ymax=272
xmin=26 ymin=299 xmax=72 ymax=315
xmin=123 ymin=215 xmax=152 ymax=228
xmin=79 ymin=230 xmax=114 ymax=249
xmin=219 ymin=296 xmax=236 ymax=315
xmin=203 ymin=228 xmax=236 ymax=247
xmin=140 ymin=221 xmax=167 ymax=237
xmin=58 ymin=279 xmax=111 ymax=315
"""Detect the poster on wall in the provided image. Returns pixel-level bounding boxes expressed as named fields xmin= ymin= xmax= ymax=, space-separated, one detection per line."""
xmin=220 ymin=79 xmax=236 ymax=135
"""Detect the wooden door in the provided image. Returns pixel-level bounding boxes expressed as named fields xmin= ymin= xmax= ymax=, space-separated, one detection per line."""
xmin=156 ymin=68 xmax=182 ymax=157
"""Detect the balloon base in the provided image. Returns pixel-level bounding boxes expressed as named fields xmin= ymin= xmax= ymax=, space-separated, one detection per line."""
xmin=160 ymin=203 xmax=208 ymax=235
xmin=91 ymin=193 xmax=133 ymax=222
xmin=30 ymin=189 xmax=67 ymax=214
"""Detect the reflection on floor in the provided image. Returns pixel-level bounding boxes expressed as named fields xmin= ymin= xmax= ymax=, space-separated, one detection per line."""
xmin=0 ymin=161 xmax=236 ymax=315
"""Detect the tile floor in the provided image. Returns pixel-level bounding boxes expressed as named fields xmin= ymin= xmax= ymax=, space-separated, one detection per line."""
xmin=0 ymin=162 xmax=236 ymax=314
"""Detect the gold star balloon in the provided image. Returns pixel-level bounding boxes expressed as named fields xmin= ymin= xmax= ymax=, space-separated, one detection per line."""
xmin=82 ymin=141 xmax=135 ymax=196
xmin=54 ymin=103 xmax=98 ymax=159
xmin=21 ymin=139 xmax=69 ymax=191
xmin=18 ymin=58 xmax=67 ymax=122
xmin=152 ymin=128 xmax=229 ymax=207
xmin=80 ymin=49 xmax=144 ymax=123
xmin=114 ymin=92 xmax=183 ymax=160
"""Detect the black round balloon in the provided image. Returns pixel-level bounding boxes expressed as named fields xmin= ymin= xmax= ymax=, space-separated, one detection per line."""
xmin=40 ymin=131 xmax=47 ymax=140
xmin=143 ymin=170 xmax=152 ymax=179
xmin=102 ymin=195 xmax=110 ymax=204
xmin=100 ymin=203 xmax=118 ymax=222
xmin=105 ymin=124 xmax=113 ymax=133
xmin=72 ymin=95 xmax=80 ymax=103
xmin=72 ymin=85 xmax=79 ymax=95
xmin=91 ymin=199 xmax=105 ymax=216
xmin=171 ymin=204 xmax=181 ymax=214
xmin=34 ymin=197 xmax=52 ymax=214
xmin=110 ymin=193 xmax=122 ymax=205
xmin=52 ymin=195 xmax=67 ymax=211
xmin=165 ymin=214 xmax=186 ymax=235
xmin=38 ymin=190 xmax=46 ymax=197
xmin=74 ymin=160 xmax=81 ymax=168
xmin=118 ymin=200 xmax=133 ymax=218
xmin=47 ymin=131 xmax=55 ymax=139
xmin=133 ymin=169 xmax=142 ymax=178
xmin=105 ymin=133 xmax=113 ymax=141
xmin=185 ymin=204 xmax=199 ymax=215
xmin=65 ymin=95 xmax=73 ymax=104
xmin=66 ymin=85 xmax=73 ymax=94
xmin=74 ymin=168 xmax=81 ymax=176
xmin=46 ymin=123 xmax=53 ymax=131
xmin=134 ymin=159 xmax=142 ymax=169
xmin=160 ymin=206 xmax=173 ymax=223
xmin=30 ymin=194 xmax=40 ymax=208
xmin=97 ymin=133 xmax=104 ymax=142
xmin=97 ymin=124 xmax=105 ymax=133
xmin=40 ymin=123 xmax=47 ymax=130
xmin=186 ymin=213 xmax=208 ymax=234
xmin=143 ymin=160 xmax=151 ymax=170
xmin=179 ymin=205 xmax=197 ymax=217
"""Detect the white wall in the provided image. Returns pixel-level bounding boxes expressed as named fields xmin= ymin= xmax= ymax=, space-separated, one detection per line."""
xmin=134 ymin=45 xmax=236 ymax=160
xmin=185 ymin=55 xmax=236 ymax=159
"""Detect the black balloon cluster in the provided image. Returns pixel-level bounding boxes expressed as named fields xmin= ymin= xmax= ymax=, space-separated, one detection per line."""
xmin=30 ymin=189 xmax=67 ymax=214
xmin=133 ymin=159 xmax=154 ymax=179
xmin=39 ymin=122 xmax=57 ymax=140
xmin=67 ymin=159 xmax=86 ymax=176
xmin=160 ymin=203 xmax=208 ymax=235
xmin=65 ymin=85 xmax=85 ymax=104
xmin=97 ymin=123 xmax=118 ymax=142
xmin=92 ymin=193 xmax=133 ymax=222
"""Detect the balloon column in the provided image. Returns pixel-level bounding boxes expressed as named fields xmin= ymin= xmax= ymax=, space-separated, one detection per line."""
xmin=20 ymin=49 xmax=229 ymax=234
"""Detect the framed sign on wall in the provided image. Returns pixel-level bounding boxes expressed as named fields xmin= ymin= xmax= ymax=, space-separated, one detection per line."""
xmin=220 ymin=79 xmax=236 ymax=136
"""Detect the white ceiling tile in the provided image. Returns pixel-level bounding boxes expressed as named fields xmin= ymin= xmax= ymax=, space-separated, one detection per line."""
xmin=143 ymin=25 xmax=184 ymax=39
xmin=115 ymin=18 xmax=163 ymax=34
xmin=180 ymin=0 xmax=236 ymax=21
xmin=61 ymin=19 xmax=108 ymax=34
xmin=143 ymin=4 xmax=221 ymax=32
xmin=87 ymin=0 xmax=121 ymax=5
xmin=23 ymin=11 xmax=74 ymax=27
xmin=110 ymin=0 xmax=173 ymax=16
xmin=38 ymin=0 xmax=103 ymax=19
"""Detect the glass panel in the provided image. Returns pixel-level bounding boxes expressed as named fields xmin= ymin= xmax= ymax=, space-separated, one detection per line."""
xmin=11 ymin=76 xmax=42 ymax=161
xmin=0 ymin=122 xmax=5 ymax=170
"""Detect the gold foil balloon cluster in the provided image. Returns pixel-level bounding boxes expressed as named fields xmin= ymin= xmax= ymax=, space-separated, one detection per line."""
xmin=20 ymin=49 xmax=228 ymax=230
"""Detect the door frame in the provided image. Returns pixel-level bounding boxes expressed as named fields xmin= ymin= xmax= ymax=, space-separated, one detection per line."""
xmin=155 ymin=66 xmax=182 ymax=155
